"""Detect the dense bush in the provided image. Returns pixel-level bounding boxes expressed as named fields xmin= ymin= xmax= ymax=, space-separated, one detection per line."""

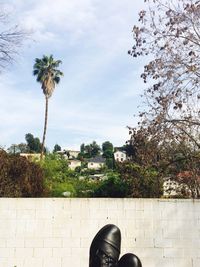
xmin=51 ymin=182 xmax=76 ymax=197
xmin=93 ymin=173 xmax=129 ymax=197
xmin=117 ymin=162 xmax=163 ymax=198
xmin=40 ymin=153 xmax=70 ymax=182
xmin=0 ymin=150 xmax=46 ymax=197
xmin=74 ymin=178 xmax=99 ymax=197
xmin=40 ymin=154 xmax=97 ymax=197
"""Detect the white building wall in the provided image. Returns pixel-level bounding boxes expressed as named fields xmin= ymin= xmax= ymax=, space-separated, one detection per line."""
xmin=0 ymin=198 xmax=199 ymax=267
xmin=87 ymin=162 xmax=104 ymax=169
xmin=68 ymin=160 xmax=81 ymax=170
xmin=114 ymin=151 xmax=127 ymax=162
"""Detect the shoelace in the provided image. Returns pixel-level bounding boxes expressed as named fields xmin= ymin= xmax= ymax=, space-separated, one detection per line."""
xmin=96 ymin=249 xmax=117 ymax=267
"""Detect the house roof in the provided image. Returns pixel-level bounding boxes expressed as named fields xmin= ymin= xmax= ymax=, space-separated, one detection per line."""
xmin=114 ymin=150 xmax=126 ymax=154
xmin=68 ymin=159 xmax=81 ymax=163
xmin=87 ymin=156 xmax=106 ymax=163
xmin=66 ymin=150 xmax=80 ymax=153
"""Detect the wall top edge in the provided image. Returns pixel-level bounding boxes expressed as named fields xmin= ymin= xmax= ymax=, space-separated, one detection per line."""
xmin=0 ymin=198 xmax=199 ymax=202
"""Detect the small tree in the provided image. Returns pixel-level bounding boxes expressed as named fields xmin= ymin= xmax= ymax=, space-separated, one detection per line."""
xmin=79 ymin=141 xmax=101 ymax=158
xmin=102 ymin=141 xmax=114 ymax=169
xmin=53 ymin=144 xmax=61 ymax=153
xmin=102 ymin=141 xmax=113 ymax=154
xmin=25 ymin=133 xmax=42 ymax=153
xmin=7 ymin=143 xmax=28 ymax=154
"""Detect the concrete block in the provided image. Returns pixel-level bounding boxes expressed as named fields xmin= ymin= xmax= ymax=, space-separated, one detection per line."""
xmin=63 ymin=237 xmax=80 ymax=248
xmin=62 ymin=256 xmax=81 ymax=267
xmin=193 ymin=258 xmax=200 ymax=267
xmin=0 ymin=238 xmax=6 ymax=247
xmin=7 ymin=258 xmax=25 ymax=267
xmin=123 ymin=199 xmax=136 ymax=210
xmin=0 ymin=248 xmax=15 ymax=257
xmin=25 ymin=238 xmax=44 ymax=248
xmin=52 ymin=227 xmax=71 ymax=238
xmin=154 ymin=238 xmax=173 ymax=248
xmin=183 ymin=248 xmax=200 ymax=257
xmin=15 ymin=248 xmax=34 ymax=258
xmin=135 ymin=238 xmax=154 ymax=248
xmin=24 ymin=258 xmax=43 ymax=267
xmin=136 ymin=247 xmax=164 ymax=258
xmin=53 ymin=248 xmax=71 ymax=257
xmin=173 ymin=258 xmax=193 ymax=267
xmin=43 ymin=258 xmax=62 ymax=267
xmin=164 ymin=248 xmax=184 ymax=258
xmin=0 ymin=258 xmax=7 ymax=267
xmin=17 ymin=209 xmax=35 ymax=219
xmin=135 ymin=219 xmax=153 ymax=230
xmin=0 ymin=209 xmax=17 ymax=219
xmin=80 ymin=237 xmax=92 ymax=248
xmin=142 ymin=257 xmax=174 ymax=267
xmin=6 ymin=238 xmax=24 ymax=248
xmin=89 ymin=209 xmax=108 ymax=219
xmin=34 ymin=248 xmax=52 ymax=258
xmin=44 ymin=238 xmax=62 ymax=248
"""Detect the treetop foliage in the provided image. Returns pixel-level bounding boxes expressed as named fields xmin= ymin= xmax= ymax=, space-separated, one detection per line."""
xmin=53 ymin=144 xmax=61 ymax=153
xmin=33 ymin=55 xmax=63 ymax=99
xmin=25 ymin=133 xmax=42 ymax=153
xmin=7 ymin=133 xmax=43 ymax=154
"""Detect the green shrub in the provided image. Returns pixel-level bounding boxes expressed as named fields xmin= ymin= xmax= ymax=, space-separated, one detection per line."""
xmin=0 ymin=150 xmax=46 ymax=197
xmin=117 ymin=162 xmax=163 ymax=197
xmin=51 ymin=182 xmax=76 ymax=197
xmin=40 ymin=153 xmax=69 ymax=182
xmin=74 ymin=178 xmax=99 ymax=197
xmin=93 ymin=173 xmax=129 ymax=197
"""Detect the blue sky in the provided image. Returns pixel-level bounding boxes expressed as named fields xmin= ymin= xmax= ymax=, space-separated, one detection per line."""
xmin=0 ymin=0 xmax=147 ymax=151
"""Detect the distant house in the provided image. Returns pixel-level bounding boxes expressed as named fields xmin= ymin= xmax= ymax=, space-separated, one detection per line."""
xmin=114 ymin=150 xmax=127 ymax=162
xmin=163 ymin=177 xmax=180 ymax=197
xmin=67 ymin=150 xmax=80 ymax=159
xmin=87 ymin=156 xmax=106 ymax=170
xmin=57 ymin=149 xmax=80 ymax=159
xmin=68 ymin=159 xmax=81 ymax=170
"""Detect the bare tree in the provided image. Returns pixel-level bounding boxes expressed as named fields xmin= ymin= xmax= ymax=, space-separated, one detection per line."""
xmin=0 ymin=6 xmax=28 ymax=70
xmin=129 ymin=0 xmax=200 ymax=147
xmin=127 ymin=0 xmax=200 ymax=197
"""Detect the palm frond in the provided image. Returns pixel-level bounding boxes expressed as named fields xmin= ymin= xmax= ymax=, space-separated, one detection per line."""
xmin=54 ymin=76 xmax=60 ymax=84
xmin=33 ymin=54 xmax=63 ymax=97
xmin=33 ymin=69 xmax=39 ymax=76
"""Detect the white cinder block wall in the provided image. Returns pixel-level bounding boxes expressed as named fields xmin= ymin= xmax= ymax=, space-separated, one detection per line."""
xmin=0 ymin=198 xmax=199 ymax=267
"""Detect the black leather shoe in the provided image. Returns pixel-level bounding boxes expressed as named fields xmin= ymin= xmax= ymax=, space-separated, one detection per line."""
xmin=89 ymin=224 xmax=121 ymax=267
xmin=118 ymin=253 xmax=142 ymax=267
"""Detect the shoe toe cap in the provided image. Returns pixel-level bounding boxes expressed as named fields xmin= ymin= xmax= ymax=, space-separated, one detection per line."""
xmin=90 ymin=224 xmax=121 ymax=260
xmin=118 ymin=253 xmax=142 ymax=267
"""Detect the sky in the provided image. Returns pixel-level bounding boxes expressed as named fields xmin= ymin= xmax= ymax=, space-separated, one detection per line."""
xmin=0 ymin=0 xmax=147 ymax=151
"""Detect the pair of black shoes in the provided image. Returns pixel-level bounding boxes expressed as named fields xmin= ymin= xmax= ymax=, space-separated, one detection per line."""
xmin=89 ymin=224 xmax=142 ymax=267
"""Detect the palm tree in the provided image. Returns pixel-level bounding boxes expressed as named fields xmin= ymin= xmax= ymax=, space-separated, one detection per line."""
xmin=33 ymin=55 xmax=63 ymax=160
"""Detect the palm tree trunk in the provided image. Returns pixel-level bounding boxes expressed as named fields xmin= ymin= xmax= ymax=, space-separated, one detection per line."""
xmin=40 ymin=95 xmax=48 ymax=160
